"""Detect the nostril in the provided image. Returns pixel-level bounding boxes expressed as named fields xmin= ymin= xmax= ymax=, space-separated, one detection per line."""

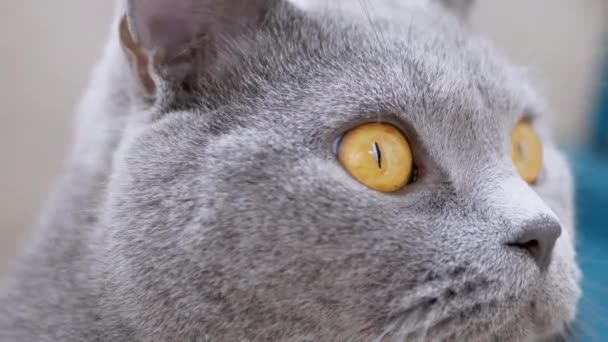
xmin=505 ymin=217 xmax=561 ymax=270
xmin=507 ymin=239 xmax=540 ymax=260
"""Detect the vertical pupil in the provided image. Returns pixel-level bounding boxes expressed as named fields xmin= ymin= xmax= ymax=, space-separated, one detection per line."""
xmin=373 ymin=142 xmax=382 ymax=169
xmin=517 ymin=140 xmax=525 ymax=160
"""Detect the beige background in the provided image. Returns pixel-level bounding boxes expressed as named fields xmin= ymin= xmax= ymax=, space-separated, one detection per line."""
xmin=0 ymin=0 xmax=606 ymax=275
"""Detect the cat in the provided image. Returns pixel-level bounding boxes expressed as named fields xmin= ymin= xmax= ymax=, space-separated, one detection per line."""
xmin=0 ymin=0 xmax=581 ymax=341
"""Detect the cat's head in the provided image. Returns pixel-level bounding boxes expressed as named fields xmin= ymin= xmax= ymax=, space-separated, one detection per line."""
xmin=101 ymin=0 xmax=581 ymax=340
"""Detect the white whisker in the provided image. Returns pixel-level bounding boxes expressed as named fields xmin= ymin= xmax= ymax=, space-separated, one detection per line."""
xmin=375 ymin=321 xmax=398 ymax=342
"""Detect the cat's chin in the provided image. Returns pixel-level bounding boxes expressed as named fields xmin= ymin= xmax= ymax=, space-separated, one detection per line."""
xmin=485 ymin=276 xmax=580 ymax=341
xmin=493 ymin=308 xmax=578 ymax=342
xmin=526 ymin=287 xmax=581 ymax=340
xmin=478 ymin=271 xmax=580 ymax=341
xmin=528 ymin=255 xmax=582 ymax=340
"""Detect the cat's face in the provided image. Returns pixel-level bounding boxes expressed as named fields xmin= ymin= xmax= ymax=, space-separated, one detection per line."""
xmin=102 ymin=0 xmax=580 ymax=340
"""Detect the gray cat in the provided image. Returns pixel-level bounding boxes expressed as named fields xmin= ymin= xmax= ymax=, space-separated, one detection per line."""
xmin=0 ymin=0 xmax=581 ymax=341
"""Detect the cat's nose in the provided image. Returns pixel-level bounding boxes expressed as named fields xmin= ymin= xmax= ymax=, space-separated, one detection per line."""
xmin=505 ymin=218 xmax=561 ymax=270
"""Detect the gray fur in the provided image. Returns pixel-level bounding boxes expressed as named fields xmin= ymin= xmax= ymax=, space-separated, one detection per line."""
xmin=0 ymin=0 xmax=580 ymax=341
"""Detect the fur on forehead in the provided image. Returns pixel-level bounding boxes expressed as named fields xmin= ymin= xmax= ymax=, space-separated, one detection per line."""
xmin=289 ymin=0 xmax=474 ymax=18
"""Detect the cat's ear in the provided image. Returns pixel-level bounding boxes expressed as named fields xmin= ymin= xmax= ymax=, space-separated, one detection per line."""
xmin=437 ymin=0 xmax=475 ymax=19
xmin=119 ymin=0 xmax=279 ymax=98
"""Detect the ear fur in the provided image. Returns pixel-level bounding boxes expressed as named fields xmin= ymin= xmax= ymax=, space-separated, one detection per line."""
xmin=437 ymin=0 xmax=475 ymax=19
xmin=119 ymin=0 xmax=280 ymax=98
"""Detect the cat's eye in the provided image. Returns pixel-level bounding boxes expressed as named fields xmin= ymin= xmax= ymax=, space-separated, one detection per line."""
xmin=511 ymin=121 xmax=543 ymax=184
xmin=336 ymin=123 xmax=414 ymax=193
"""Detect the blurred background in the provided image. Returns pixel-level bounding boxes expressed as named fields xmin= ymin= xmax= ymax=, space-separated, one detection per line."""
xmin=0 ymin=0 xmax=607 ymax=339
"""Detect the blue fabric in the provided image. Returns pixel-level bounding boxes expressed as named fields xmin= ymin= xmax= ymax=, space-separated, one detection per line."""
xmin=594 ymin=50 xmax=608 ymax=148
xmin=569 ymin=47 xmax=608 ymax=341
xmin=568 ymin=150 xmax=608 ymax=341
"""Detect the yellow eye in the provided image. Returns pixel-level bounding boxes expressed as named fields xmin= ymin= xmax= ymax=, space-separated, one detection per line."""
xmin=337 ymin=123 xmax=414 ymax=192
xmin=511 ymin=121 xmax=543 ymax=184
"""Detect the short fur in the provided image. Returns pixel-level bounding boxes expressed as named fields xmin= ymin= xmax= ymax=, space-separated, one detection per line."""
xmin=0 ymin=0 xmax=580 ymax=341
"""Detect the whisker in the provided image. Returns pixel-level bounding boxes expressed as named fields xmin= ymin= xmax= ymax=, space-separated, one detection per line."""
xmin=578 ymin=258 xmax=608 ymax=264
xmin=374 ymin=321 xmax=398 ymax=342
xmin=582 ymin=279 xmax=608 ymax=295
xmin=568 ymin=318 xmax=599 ymax=342
xmin=357 ymin=0 xmax=384 ymax=46
xmin=417 ymin=306 xmax=436 ymax=342
xmin=578 ymin=296 xmax=608 ymax=329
